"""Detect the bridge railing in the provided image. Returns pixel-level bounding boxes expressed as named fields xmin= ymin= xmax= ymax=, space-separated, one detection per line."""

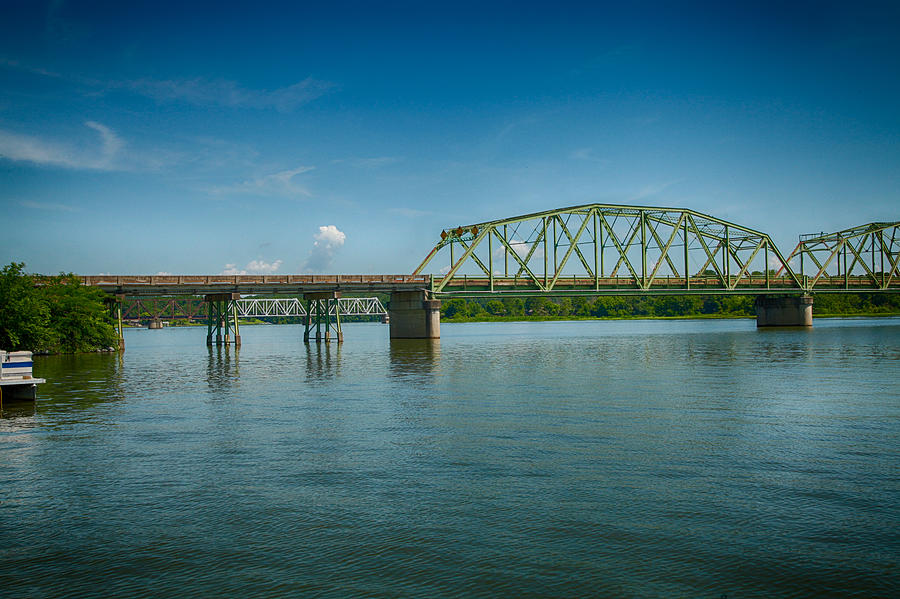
xmin=82 ymin=274 xmax=430 ymax=287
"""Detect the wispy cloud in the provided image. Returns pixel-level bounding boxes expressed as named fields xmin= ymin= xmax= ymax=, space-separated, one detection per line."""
xmin=0 ymin=121 xmax=124 ymax=170
xmin=0 ymin=58 xmax=336 ymax=112
xmin=389 ymin=207 xmax=431 ymax=218
xmin=84 ymin=121 xmax=123 ymax=166
xmin=19 ymin=200 xmax=79 ymax=212
xmin=629 ymin=179 xmax=684 ymax=202
xmin=0 ymin=56 xmax=64 ymax=79
xmin=571 ymin=147 xmax=610 ymax=166
xmin=332 ymin=156 xmax=401 ymax=168
xmin=211 ymin=166 xmax=315 ymax=198
xmin=302 ymin=225 xmax=346 ymax=272
xmin=127 ymin=77 xmax=335 ymax=112
xmin=495 ymin=115 xmax=539 ymax=142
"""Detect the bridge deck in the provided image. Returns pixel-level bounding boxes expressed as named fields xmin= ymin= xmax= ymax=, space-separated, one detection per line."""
xmin=81 ymin=273 xmax=895 ymax=297
xmin=81 ymin=274 xmax=430 ymax=295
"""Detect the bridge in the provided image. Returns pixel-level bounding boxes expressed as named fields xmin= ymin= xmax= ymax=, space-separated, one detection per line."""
xmin=80 ymin=203 xmax=898 ymax=348
xmin=122 ymin=296 xmax=388 ymax=322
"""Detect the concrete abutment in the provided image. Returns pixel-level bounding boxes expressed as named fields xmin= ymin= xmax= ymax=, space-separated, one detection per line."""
xmin=755 ymin=294 xmax=813 ymax=327
xmin=389 ymin=291 xmax=441 ymax=339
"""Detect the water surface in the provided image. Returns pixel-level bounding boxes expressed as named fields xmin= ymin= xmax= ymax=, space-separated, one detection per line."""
xmin=2 ymin=318 xmax=898 ymax=597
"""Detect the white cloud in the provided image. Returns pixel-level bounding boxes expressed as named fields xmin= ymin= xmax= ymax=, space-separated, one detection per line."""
xmin=302 ymin=225 xmax=346 ymax=272
xmin=0 ymin=121 xmax=123 ymax=170
xmin=508 ymin=239 xmax=543 ymax=261
xmin=222 ymin=259 xmax=283 ymax=275
xmin=129 ymin=77 xmax=335 ymax=112
xmin=246 ymin=259 xmax=283 ymax=273
xmin=211 ymin=166 xmax=315 ymax=198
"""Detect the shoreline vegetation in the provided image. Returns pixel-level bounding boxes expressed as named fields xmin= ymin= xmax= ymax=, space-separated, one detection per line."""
xmin=434 ymin=294 xmax=900 ymax=324
xmin=439 ymin=312 xmax=900 ymax=324
xmin=1 ymin=262 xmax=119 ymax=354
xmin=2 ymin=262 xmax=897 ymax=353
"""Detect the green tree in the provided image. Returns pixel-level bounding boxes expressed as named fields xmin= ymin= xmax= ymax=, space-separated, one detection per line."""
xmin=467 ymin=301 xmax=486 ymax=317
xmin=40 ymin=274 xmax=118 ymax=353
xmin=0 ymin=263 xmax=51 ymax=350
xmin=485 ymin=300 xmax=506 ymax=316
xmin=0 ymin=263 xmax=118 ymax=353
xmin=525 ymin=296 xmax=551 ymax=315
xmin=441 ymin=298 xmax=467 ymax=319
xmin=502 ymin=297 xmax=525 ymax=316
xmin=571 ymin=296 xmax=591 ymax=316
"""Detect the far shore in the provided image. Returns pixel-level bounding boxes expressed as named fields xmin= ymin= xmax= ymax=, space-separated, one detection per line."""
xmin=126 ymin=312 xmax=900 ymax=327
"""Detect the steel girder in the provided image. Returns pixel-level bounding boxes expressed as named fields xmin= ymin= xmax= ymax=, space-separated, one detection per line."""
xmin=414 ymin=203 xmax=803 ymax=295
xmin=778 ymin=222 xmax=900 ymax=291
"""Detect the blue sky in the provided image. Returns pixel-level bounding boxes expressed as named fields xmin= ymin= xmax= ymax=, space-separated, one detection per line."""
xmin=1 ymin=1 xmax=898 ymax=275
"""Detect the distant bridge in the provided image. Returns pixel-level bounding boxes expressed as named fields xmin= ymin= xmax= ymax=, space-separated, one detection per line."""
xmin=121 ymin=297 xmax=388 ymax=321
xmin=237 ymin=297 xmax=387 ymax=318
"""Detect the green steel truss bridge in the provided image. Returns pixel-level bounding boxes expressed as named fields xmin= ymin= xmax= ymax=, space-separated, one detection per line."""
xmin=415 ymin=204 xmax=899 ymax=296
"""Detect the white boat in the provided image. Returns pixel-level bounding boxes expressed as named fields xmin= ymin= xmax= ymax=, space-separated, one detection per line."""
xmin=0 ymin=350 xmax=46 ymax=401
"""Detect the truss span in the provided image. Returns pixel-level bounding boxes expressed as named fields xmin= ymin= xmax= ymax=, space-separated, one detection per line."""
xmin=779 ymin=221 xmax=899 ymax=291
xmin=414 ymin=203 xmax=805 ymax=295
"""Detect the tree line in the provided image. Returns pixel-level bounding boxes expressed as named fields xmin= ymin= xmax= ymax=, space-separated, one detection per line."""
xmin=0 ymin=263 xmax=118 ymax=353
xmin=439 ymin=293 xmax=900 ymax=321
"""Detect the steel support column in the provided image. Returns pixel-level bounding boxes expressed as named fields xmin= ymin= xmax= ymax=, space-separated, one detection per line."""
xmin=303 ymin=292 xmax=343 ymax=344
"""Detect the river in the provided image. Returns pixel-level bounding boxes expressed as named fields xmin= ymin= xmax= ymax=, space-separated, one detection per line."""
xmin=1 ymin=318 xmax=898 ymax=597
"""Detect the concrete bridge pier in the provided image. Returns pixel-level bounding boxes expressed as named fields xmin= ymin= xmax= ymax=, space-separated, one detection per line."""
xmin=756 ymin=295 xmax=813 ymax=327
xmin=389 ymin=291 xmax=441 ymax=339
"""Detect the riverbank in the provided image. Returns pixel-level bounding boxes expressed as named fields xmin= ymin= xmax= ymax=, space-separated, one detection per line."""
xmin=442 ymin=311 xmax=900 ymax=324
